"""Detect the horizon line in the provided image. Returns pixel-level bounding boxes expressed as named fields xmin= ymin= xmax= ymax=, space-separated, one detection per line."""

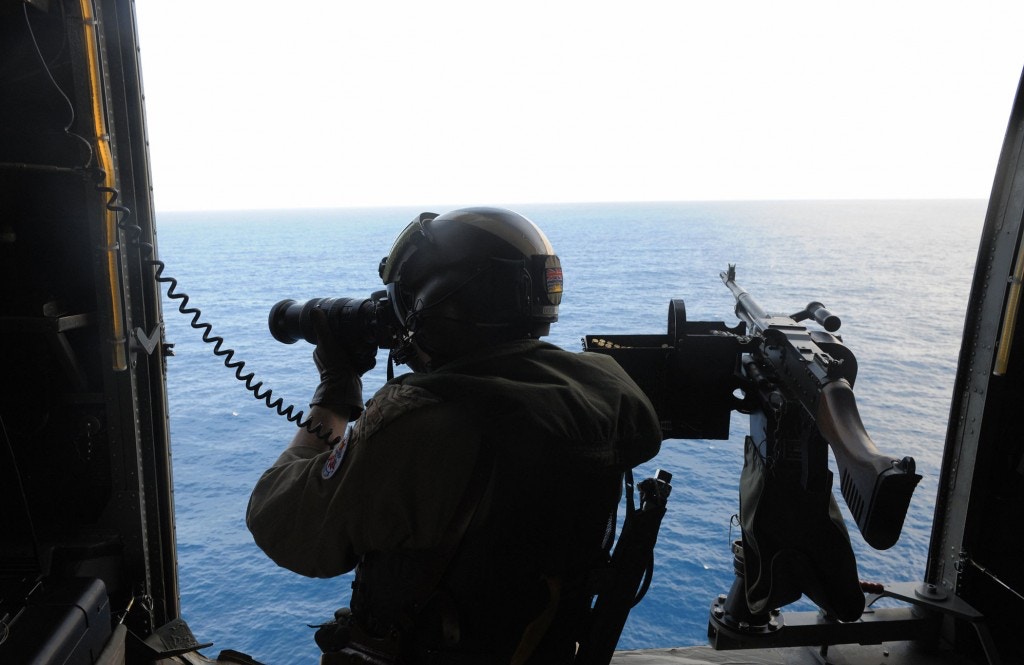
xmin=152 ymin=196 xmax=989 ymax=215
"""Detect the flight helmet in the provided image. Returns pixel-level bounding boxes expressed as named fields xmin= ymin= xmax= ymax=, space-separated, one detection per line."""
xmin=379 ymin=207 xmax=563 ymax=367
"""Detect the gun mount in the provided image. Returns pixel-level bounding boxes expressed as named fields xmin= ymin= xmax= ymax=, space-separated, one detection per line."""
xmin=584 ymin=265 xmax=925 ymax=652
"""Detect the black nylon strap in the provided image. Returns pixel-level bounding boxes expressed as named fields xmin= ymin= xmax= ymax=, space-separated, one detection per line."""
xmin=409 ymin=441 xmax=496 ymax=614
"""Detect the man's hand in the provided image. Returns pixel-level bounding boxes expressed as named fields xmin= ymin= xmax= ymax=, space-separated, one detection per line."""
xmin=309 ymin=307 xmax=365 ymax=419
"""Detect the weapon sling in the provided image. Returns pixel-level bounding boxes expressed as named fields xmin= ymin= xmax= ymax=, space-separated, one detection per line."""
xmin=575 ymin=468 xmax=672 ymax=665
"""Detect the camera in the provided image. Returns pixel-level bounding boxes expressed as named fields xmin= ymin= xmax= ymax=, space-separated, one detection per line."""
xmin=267 ymin=291 xmax=401 ymax=350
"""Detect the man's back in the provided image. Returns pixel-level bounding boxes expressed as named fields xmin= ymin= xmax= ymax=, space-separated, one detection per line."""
xmin=249 ymin=340 xmax=660 ymax=661
xmin=349 ymin=340 xmax=661 ymax=660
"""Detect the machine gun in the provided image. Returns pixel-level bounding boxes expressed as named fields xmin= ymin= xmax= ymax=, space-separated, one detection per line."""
xmin=720 ymin=264 xmax=920 ymax=550
xmin=583 ymin=265 xmax=922 ymax=647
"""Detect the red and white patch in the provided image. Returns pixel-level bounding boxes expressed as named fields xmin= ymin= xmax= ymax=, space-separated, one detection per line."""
xmin=545 ymin=266 xmax=563 ymax=295
xmin=321 ymin=435 xmax=349 ymax=480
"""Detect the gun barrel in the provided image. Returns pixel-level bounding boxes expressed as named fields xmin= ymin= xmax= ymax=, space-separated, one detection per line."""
xmin=721 ymin=268 xmax=770 ymax=327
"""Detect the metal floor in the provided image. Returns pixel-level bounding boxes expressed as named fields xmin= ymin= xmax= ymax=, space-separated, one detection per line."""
xmin=611 ymin=641 xmax=980 ymax=665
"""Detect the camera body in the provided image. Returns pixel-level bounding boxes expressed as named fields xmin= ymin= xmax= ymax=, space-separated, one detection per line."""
xmin=268 ymin=291 xmax=401 ymax=351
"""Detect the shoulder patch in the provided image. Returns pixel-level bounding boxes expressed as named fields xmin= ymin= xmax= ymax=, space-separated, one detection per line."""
xmin=321 ymin=425 xmax=352 ymax=480
xmin=354 ymin=383 xmax=442 ymax=440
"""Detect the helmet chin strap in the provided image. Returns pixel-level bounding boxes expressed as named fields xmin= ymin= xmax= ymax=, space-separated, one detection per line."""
xmin=387 ymin=339 xmax=416 ymax=378
xmin=388 ymin=325 xmax=434 ymax=375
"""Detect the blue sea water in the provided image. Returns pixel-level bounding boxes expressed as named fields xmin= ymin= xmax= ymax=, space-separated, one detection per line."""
xmin=157 ymin=200 xmax=984 ymax=664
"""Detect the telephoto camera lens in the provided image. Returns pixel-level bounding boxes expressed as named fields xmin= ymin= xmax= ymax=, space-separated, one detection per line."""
xmin=267 ymin=294 xmax=397 ymax=349
xmin=268 ymin=298 xmax=325 ymax=344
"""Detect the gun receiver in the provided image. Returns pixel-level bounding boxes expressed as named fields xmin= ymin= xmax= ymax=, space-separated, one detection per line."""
xmin=721 ymin=264 xmax=920 ymax=550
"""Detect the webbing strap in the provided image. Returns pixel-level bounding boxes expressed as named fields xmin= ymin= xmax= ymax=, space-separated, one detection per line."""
xmin=409 ymin=442 xmax=496 ymax=615
xmin=509 ymin=575 xmax=562 ymax=665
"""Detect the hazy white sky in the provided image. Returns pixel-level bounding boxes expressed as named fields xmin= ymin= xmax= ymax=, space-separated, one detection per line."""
xmin=134 ymin=1 xmax=1024 ymax=212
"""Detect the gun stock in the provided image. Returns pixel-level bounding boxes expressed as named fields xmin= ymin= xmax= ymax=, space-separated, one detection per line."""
xmin=816 ymin=380 xmax=921 ymax=550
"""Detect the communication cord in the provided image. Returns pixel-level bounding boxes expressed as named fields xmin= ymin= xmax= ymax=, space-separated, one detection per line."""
xmin=22 ymin=0 xmax=339 ymax=446
xmin=114 ymin=203 xmax=341 ymax=445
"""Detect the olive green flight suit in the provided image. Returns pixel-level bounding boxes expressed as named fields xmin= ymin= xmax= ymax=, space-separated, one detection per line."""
xmin=247 ymin=339 xmax=661 ymax=660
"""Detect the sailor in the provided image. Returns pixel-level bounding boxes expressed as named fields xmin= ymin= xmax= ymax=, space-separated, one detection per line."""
xmin=246 ymin=207 xmax=662 ymax=663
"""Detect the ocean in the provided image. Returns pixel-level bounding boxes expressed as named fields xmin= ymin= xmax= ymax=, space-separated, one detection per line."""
xmin=156 ymin=200 xmax=984 ymax=663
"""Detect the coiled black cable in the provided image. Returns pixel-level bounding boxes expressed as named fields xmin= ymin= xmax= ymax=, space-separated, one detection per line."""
xmin=23 ymin=0 xmax=339 ymax=446
xmin=106 ymin=189 xmax=341 ymax=445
